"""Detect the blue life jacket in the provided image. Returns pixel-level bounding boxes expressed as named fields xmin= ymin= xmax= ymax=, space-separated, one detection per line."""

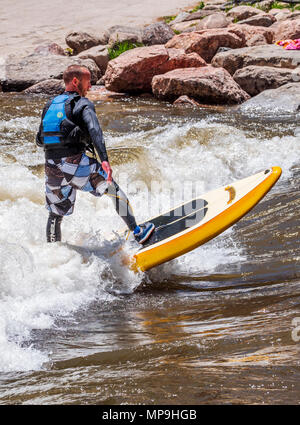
xmin=41 ymin=93 xmax=82 ymax=148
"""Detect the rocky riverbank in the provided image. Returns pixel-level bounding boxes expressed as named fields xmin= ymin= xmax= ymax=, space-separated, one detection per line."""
xmin=1 ymin=1 xmax=300 ymax=112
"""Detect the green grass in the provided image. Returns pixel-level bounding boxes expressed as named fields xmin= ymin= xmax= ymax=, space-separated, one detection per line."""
xmin=223 ymin=1 xmax=300 ymax=13
xmin=253 ymin=1 xmax=300 ymax=11
xmin=163 ymin=15 xmax=176 ymax=24
xmin=190 ymin=2 xmax=205 ymax=13
xmin=108 ymin=40 xmax=144 ymax=60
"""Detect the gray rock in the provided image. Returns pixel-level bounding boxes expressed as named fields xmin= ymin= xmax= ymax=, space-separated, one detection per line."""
xmin=108 ymin=31 xmax=143 ymax=48
xmin=203 ymin=5 xmax=222 ymax=11
xmin=171 ymin=12 xmax=191 ymax=24
xmin=255 ymin=0 xmax=274 ymax=12
xmin=105 ymin=25 xmax=142 ymax=36
xmin=1 ymin=55 xmax=100 ymax=92
xmin=78 ymin=45 xmax=109 ymax=74
xmin=196 ymin=12 xmax=230 ymax=30
xmin=227 ymin=6 xmax=264 ymax=21
xmin=288 ymin=11 xmax=300 ymax=21
xmin=182 ymin=10 xmax=216 ymax=21
xmin=239 ymin=82 xmax=300 ymax=113
xmin=233 ymin=65 xmax=300 ymax=96
xmin=238 ymin=13 xmax=276 ymax=27
xmin=171 ymin=20 xmax=203 ymax=33
xmin=33 ymin=43 xmax=65 ymax=56
xmin=270 ymin=9 xmax=292 ymax=21
xmin=142 ymin=23 xmax=174 ymax=45
xmin=65 ymin=31 xmax=106 ymax=54
xmin=272 ymin=15 xmax=300 ymax=40
xmin=212 ymin=45 xmax=300 ymax=75
xmin=23 ymin=79 xmax=65 ymax=95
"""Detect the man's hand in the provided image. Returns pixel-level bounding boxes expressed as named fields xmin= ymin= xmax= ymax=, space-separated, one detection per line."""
xmin=101 ymin=161 xmax=113 ymax=184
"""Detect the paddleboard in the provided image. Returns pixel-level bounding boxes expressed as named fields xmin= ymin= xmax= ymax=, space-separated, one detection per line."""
xmin=129 ymin=166 xmax=282 ymax=272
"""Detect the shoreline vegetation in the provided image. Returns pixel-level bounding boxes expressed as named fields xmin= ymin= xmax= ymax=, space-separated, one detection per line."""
xmin=1 ymin=0 xmax=300 ymax=112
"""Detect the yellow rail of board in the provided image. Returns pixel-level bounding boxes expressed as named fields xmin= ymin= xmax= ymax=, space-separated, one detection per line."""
xmin=132 ymin=167 xmax=282 ymax=272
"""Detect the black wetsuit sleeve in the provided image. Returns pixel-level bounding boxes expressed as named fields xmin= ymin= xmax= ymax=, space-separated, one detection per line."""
xmin=81 ymin=105 xmax=109 ymax=163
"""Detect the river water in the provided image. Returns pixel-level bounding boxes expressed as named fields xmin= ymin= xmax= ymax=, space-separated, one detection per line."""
xmin=0 ymin=92 xmax=299 ymax=404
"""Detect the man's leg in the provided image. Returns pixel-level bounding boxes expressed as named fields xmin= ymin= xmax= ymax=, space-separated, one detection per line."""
xmin=105 ymin=181 xmax=137 ymax=231
xmin=75 ymin=153 xmax=155 ymax=243
xmin=104 ymin=181 xmax=155 ymax=243
xmin=46 ymin=212 xmax=63 ymax=242
xmin=45 ymin=156 xmax=78 ymax=243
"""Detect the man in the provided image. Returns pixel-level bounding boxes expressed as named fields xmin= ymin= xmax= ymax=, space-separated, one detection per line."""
xmin=36 ymin=64 xmax=154 ymax=244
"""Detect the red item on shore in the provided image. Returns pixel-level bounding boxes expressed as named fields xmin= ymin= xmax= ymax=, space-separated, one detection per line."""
xmin=276 ymin=39 xmax=300 ymax=50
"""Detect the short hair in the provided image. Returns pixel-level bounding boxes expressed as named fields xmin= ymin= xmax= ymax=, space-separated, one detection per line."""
xmin=63 ymin=65 xmax=90 ymax=84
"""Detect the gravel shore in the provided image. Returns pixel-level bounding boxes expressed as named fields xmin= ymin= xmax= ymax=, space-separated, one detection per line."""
xmin=0 ymin=0 xmax=196 ymax=57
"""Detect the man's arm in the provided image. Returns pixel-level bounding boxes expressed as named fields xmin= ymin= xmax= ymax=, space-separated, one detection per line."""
xmin=81 ymin=103 xmax=109 ymax=163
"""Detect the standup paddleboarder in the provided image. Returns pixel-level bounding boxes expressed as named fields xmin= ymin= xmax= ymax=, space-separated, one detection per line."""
xmin=36 ymin=65 xmax=154 ymax=244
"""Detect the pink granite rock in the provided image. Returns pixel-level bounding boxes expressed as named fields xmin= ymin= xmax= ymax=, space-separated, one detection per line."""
xmin=152 ymin=66 xmax=250 ymax=104
xmin=104 ymin=44 xmax=206 ymax=92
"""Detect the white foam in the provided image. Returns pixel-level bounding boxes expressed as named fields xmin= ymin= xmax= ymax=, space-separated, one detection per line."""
xmin=0 ymin=115 xmax=299 ymax=371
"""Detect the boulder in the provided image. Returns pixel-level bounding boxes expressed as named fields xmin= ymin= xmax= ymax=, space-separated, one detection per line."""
xmin=238 ymin=13 xmax=276 ymax=27
xmin=151 ymin=66 xmax=250 ymax=104
xmin=23 ymin=79 xmax=65 ymax=95
xmin=165 ymin=28 xmax=246 ymax=63
xmin=171 ymin=20 xmax=204 ymax=33
xmin=269 ymin=9 xmax=292 ymax=21
xmin=272 ymin=17 xmax=300 ymax=40
xmin=195 ymin=12 xmax=230 ymax=30
xmin=211 ymin=44 xmax=300 ymax=75
xmin=104 ymin=25 xmax=142 ymax=47
xmin=203 ymin=5 xmax=222 ymax=11
xmin=104 ymin=45 xmax=206 ymax=92
xmin=289 ymin=12 xmax=300 ymax=20
xmin=256 ymin=0 xmax=274 ymax=11
xmin=108 ymin=31 xmax=143 ymax=48
xmin=171 ymin=12 xmax=191 ymax=24
xmin=142 ymin=22 xmax=175 ymax=45
xmin=228 ymin=23 xmax=274 ymax=46
xmin=65 ymin=31 xmax=106 ymax=54
xmin=78 ymin=45 xmax=109 ymax=74
xmin=181 ymin=9 xmax=216 ymax=21
xmin=1 ymin=56 xmax=100 ymax=92
xmin=173 ymin=95 xmax=201 ymax=107
xmin=239 ymin=82 xmax=300 ymax=113
xmin=33 ymin=43 xmax=65 ymax=56
xmin=233 ymin=65 xmax=300 ymax=95
xmin=226 ymin=6 xmax=264 ymax=21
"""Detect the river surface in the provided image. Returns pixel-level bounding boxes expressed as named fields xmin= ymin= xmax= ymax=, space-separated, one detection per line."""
xmin=0 ymin=92 xmax=299 ymax=404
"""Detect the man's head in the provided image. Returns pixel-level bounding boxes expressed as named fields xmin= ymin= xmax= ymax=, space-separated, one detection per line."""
xmin=63 ymin=65 xmax=91 ymax=97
